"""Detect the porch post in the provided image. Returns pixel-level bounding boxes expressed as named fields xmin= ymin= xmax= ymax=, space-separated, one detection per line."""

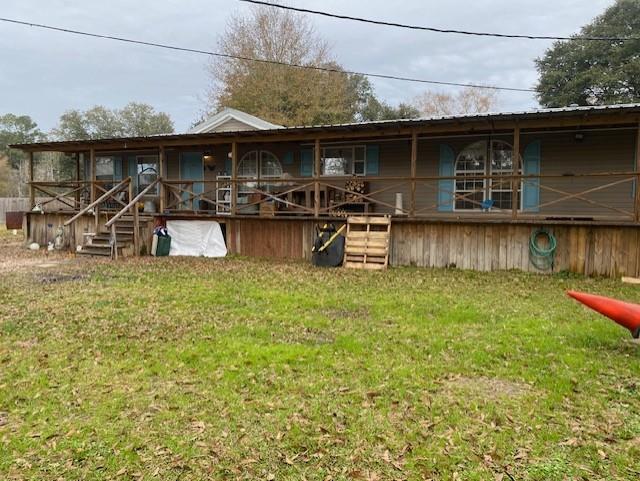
xmin=231 ymin=141 xmax=238 ymax=215
xmin=89 ymin=148 xmax=96 ymax=204
xmin=512 ymin=125 xmax=520 ymax=220
xmin=314 ymin=138 xmax=321 ymax=218
xmin=75 ymin=152 xmax=81 ymax=208
xmin=410 ymin=131 xmax=417 ymax=217
xmin=28 ymin=151 xmax=35 ymax=208
xmin=158 ymin=145 xmax=165 ymax=213
xmin=635 ymin=123 xmax=640 ymax=222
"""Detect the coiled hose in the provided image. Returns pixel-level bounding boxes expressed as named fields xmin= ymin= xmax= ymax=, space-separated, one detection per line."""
xmin=529 ymin=228 xmax=557 ymax=270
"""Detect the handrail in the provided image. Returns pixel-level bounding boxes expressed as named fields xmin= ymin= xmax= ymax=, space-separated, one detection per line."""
xmin=64 ymin=177 xmax=131 ymax=226
xmin=105 ymin=178 xmax=161 ymax=228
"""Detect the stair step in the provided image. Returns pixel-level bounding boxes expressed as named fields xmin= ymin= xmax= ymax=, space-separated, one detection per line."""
xmin=78 ymin=246 xmax=113 ymax=257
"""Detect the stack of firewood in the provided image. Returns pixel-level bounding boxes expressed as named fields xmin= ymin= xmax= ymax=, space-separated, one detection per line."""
xmin=345 ymin=178 xmax=366 ymax=202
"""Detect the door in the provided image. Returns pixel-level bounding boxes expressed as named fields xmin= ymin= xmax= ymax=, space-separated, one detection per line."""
xmin=180 ymin=152 xmax=203 ymax=210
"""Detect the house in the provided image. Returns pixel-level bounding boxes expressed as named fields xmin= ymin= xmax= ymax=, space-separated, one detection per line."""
xmin=12 ymin=103 xmax=640 ymax=277
xmin=188 ymin=107 xmax=284 ymax=133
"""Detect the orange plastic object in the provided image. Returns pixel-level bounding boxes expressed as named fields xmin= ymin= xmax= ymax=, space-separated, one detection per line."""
xmin=567 ymin=290 xmax=640 ymax=338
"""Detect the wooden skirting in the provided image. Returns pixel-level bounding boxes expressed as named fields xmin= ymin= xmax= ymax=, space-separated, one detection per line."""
xmin=25 ymin=213 xmax=640 ymax=278
xmin=389 ymin=221 xmax=640 ymax=277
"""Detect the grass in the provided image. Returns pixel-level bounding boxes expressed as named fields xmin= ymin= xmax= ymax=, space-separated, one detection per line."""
xmin=1 ymin=227 xmax=640 ymax=480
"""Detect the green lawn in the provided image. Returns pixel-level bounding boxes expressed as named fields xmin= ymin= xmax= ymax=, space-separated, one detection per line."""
xmin=1 ymin=229 xmax=640 ymax=480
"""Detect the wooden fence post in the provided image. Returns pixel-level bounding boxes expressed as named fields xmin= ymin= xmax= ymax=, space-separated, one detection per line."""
xmin=314 ymin=139 xmax=321 ymax=218
xmin=231 ymin=142 xmax=238 ymax=215
xmin=512 ymin=125 xmax=520 ymax=220
xmin=410 ymin=131 xmax=417 ymax=217
xmin=129 ymin=179 xmax=139 ymax=255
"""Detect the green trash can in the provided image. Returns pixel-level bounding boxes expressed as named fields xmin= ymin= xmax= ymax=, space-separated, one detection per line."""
xmin=156 ymin=235 xmax=171 ymax=256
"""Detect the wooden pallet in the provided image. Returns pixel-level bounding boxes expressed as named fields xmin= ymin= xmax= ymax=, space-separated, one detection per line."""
xmin=343 ymin=215 xmax=391 ymax=270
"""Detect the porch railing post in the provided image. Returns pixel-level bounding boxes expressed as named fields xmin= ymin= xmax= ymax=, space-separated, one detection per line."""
xmin=90 ymin=148 xmax=96 ymax=205
xmin=231 ymin=141 xmax=238 ymax=215
xmin=512 ymin=125 xmax=521 ymax=220
xmin=129 ymin=179 xmax=140 ymax=255
xmin=28 ymin=151 xmax=35 ymax=209
xmin=158 ymin=145 xmax=165 ymax=214
xmin=410 ymin=131 xmax=417 ymax=217
xmin=635 ymin=123 xmax=640 ymax=223
xmin=314 ymin=138 xmax=321 ymax=218
xmin=75 ymin=152 xmax=81 ymax=209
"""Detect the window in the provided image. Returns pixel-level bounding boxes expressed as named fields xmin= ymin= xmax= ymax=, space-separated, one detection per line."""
xmin=137 ymin=155 xmax=159 ymax=195
xmin=454 ymin=140 xmax=521 ymax=211
xmin=238 ymin=150 xmax=283 ymax=178
xmin=321 ymin=146 xmax=366 ymax=176
xmin=95 ymin=156 xmax=115 ymax=182
xmin=238 ymin=150 xmax=283 ymax=193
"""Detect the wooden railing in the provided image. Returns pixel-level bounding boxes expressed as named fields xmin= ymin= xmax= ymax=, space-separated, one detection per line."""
xmin=63 ymin=178 xmax=132 ymax=234
xmin=26 ymin=171 xmax=640 ymax=225
xmin=105 ymin=178 xmax=161 ymax=259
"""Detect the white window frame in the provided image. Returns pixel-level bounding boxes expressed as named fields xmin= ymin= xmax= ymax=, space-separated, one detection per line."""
xmin=321 ymin=145 xmax=367 ymax=176
xmin=238 ymin=150 xmax=282 ymax=194
xmin=453 ymin=140 xmax=522 ymax=212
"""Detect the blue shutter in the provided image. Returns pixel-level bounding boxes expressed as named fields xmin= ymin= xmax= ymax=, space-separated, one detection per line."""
xmin=438 ymin=145 xmax=455 ymax=212
xmin=283 ymin=151 xmax=294 ymax=165
xmin=522 ymin=140 xmax=541 ymax=212
xmin=113 ymin=156 xmax=123 ymax=181
xmin=366 ymin=145 xmax=379 ymax=175
xmin=224 ymin=157 xmax=232 ymax=175
xmin=300 ymin=149 xmax=313 ymax=177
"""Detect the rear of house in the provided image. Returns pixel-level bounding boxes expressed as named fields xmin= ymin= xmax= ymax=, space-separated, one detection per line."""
xmin=12 ymin=103 xmax=640 ymax=277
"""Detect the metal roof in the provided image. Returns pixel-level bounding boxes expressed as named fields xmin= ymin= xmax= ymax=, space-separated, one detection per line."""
xmin=11 ymin=103 xmax=640 ymax=150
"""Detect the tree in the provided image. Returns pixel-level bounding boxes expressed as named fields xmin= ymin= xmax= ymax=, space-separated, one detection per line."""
xmin=207 ymin=5 xmax=390 ymax=126
xmin=412 ymin=87 xmax=499 ymax=117
xmin=51 ymin=102 xmax=174 ymax=140
xmin=536 ymin=0 xmax=640 ymax=107
xmin=0 ymin=114 xmax=44 ymax=197
xmin=349 ymin=75 xmax=420 ymax=121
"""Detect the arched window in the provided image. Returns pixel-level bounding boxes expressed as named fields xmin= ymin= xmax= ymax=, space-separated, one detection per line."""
xmin=238 ymin=150 xmax=282 ymax=178
xmin=454 ymin=140 xmax=520 ymax=210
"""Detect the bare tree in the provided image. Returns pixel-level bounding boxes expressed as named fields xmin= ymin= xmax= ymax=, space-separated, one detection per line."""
xmin=413 ymin=87 xmax=499 ymax=117
xmin=206 ymin=5 xmax=357 ymax=126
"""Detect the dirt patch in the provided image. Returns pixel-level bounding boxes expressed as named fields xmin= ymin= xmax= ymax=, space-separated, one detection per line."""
xmin=39 ymin=273 xmax=89 ymax=284
xmin=438 ymin=375 xmax=533 ymax=400
xmin=271 ymin=326 xmax=335 ymax=345
xmin=322 ymin=307 xmax=370 ymax=322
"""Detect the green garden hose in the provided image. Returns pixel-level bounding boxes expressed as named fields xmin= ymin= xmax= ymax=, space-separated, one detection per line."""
xmin=529 ymin=229 xmax=557 ymax=270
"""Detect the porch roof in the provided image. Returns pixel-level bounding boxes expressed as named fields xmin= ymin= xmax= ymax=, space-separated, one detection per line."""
xmin=11 ymin=103 xmax=640 ymax=152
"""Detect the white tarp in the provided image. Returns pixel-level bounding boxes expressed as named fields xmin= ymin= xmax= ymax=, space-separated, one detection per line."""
xmin=166 ymin=220 xmax=228 ymax=258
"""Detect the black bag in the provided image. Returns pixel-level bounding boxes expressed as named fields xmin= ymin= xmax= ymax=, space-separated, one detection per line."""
xmin=312 ymin=224 xmax=345 ymax=267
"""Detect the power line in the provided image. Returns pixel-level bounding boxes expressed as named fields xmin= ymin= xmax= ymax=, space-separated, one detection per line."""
xmin=241 ymin=0 xmax=639 ymax=42
xmin=0 ymin=16 xmax=535 ymax=93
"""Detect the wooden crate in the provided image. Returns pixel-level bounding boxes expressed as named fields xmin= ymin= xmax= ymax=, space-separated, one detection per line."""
xmin=343 ymin=215 xmax=391 ymax=270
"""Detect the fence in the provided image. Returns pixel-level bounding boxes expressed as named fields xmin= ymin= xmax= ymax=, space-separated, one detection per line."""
xmin=0 ymin=197 xmax=69 ymax=224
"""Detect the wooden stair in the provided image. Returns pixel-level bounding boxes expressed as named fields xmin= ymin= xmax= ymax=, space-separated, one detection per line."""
xmin=78 ymin=215 xmax=151 ymax=258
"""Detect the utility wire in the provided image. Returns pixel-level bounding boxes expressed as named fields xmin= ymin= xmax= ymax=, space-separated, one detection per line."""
xmin=241 ymin=0 xmax=640 ymax=42
xmin=0 ymin=16 xmax=535 ymax=93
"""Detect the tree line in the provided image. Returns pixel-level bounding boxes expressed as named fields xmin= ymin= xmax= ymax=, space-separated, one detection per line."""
xmin=2 ymin=0 xmax=638 ymax=197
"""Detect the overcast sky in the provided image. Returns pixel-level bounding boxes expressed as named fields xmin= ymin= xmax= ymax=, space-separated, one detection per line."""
xmin=0 ymin=0 xmax=615 ymax=133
